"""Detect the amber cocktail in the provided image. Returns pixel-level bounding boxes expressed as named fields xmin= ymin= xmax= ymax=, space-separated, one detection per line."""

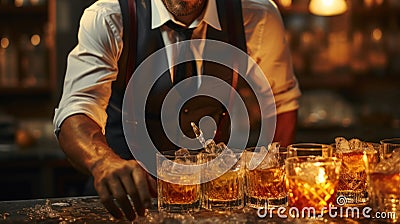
xmin=245 ymin=145 xmax=287 ymax=209
xmin=201 ymin=151 xmax=245 ymax=211
xmin=335 ymin=149 xmax=378 ymax=205
xmin=285 ymin=156 xmax=341 ymax=215
xmin=157 ymin=151 xmax=201 ymax=212
xmin=367 ymin=149 xmax=400 ymax=223
xmin=334 ymin=139 xmax=379 ymax=206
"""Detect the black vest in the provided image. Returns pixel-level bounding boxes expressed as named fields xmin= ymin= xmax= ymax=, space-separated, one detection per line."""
xmin=105 ymin=0 xmax=252 ymax=160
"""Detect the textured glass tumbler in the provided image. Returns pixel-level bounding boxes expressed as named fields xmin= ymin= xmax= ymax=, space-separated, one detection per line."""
xmin=157 ymin=151 xmax=201 ymax=213
xmin=201 ymin=152 xmax=245 ymax=211
xmin=285 ymin=156 xmax=341 ymax=215
xmin=245 ymin=146 xmax=288 ymax=209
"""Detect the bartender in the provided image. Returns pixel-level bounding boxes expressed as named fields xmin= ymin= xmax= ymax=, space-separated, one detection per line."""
xmin=53 ymin=0 xmax=301 ymax=221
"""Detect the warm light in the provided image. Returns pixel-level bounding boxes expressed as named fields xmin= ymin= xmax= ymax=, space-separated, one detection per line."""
xmin=14 ymin=0 xmax=24 ymax=7
xmin=375 ymin=0 xmax=384 ymax=6
xmin=1 ymin=37 xmax=10 ymax=49
xmin=364 ymin=0 xmax=374 ymax=7
xmin=309 ymin=0 xmax=348 ymax=16
xmin=279 ymin=0 xmax=292 ymax=8
xmin=30 ymin=34 xmax=41 ymax=46
xmin=315 ymin=167 xmax=327 ymax=184
xmin=372 ymin=28 xmax=382 ymax=42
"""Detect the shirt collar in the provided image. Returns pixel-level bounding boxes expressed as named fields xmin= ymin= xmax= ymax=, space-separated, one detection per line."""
xmin=151 ymin=0 xmax=221 ymax=31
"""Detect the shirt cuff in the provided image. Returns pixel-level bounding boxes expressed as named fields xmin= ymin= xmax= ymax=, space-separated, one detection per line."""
xmin=53 ymin=103 xmax=108 ymax=136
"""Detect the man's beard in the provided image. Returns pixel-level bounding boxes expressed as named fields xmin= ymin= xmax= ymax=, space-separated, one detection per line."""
xmin=162 ymin=0 xmax=207 ymax=17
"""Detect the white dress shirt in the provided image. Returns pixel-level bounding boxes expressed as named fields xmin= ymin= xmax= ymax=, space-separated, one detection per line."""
xmin=53 ymin=0 xmax=301 ymax=134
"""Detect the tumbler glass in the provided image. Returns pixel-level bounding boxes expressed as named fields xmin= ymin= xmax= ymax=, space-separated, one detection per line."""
xmin=157 ymin=151 xmax=201 ymax=212
xmin=285 ymin=156 xmax=341 ymax=216
xmin=201 ymin=150 xmax=245 ymax=211
xmin=245 ymin=146 xmax=287 ymax=209
xmin=334 ymin=142 xmax=379 ymax=206
xmin=366 ymin=149 xmax=400 ymax=223
xmin=380 ymin=138 xmax=400 ymax=160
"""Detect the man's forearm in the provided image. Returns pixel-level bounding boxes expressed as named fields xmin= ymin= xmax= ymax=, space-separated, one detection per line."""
xmin=58 ymin=114 xmax=120 ymax=175
xmin=273 ymin=110 xmax=298 ymax=147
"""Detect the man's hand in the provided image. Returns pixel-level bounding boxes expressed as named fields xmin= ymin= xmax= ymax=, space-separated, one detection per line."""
xmin=91 ymin=156 xmax=156 ymax=221
xmin=58 ymin=114 xmax=156 ymax=221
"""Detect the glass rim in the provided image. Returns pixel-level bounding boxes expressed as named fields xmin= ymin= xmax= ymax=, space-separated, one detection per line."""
xmin=244 ymin=146 xmax=286 ymax=152
xmin=285 ymin=156 xmax=341 ymax=164
xmin=380 ymin=138 xmax=400 ymax=145
xmin=288 ymin=143 xmax=332 ymax=150
xmin=334 ymin=148 xmax=379 ymax=155
xmin=156 ymin=150 xmax=202 ymax=159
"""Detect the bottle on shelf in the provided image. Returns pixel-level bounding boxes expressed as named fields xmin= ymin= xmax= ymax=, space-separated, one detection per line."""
xmin=18 ymin=32 xmax=47 ymax=88
xmin=0 ymin=31 xmax=18 ymax=87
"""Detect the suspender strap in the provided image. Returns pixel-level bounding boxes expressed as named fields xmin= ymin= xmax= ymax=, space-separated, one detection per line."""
xmin=105 ymin=0 xmax=137 ymax=159
xmin=213 ymin=0 xmax=248 ymax=143
xmin=226 ymin=0 xmax=246 ymax=89
xmin=126 ymin=0 xmax=137 ymax=84
xmin=116 ymin=0 xmax=137 ymax=93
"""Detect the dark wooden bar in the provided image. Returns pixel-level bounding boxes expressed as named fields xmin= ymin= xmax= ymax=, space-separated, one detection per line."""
xmin=0 ymin=196 xmax=390 ymax=223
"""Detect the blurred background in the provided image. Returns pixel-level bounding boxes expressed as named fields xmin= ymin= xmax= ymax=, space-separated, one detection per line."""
xmin=0 ymin=0 xmax=399 ymax=200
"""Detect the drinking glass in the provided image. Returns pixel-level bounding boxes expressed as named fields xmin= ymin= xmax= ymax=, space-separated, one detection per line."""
xmin=288 ymin=143 xmax=333 ymax=157
xmin=156 ymin=151 xmax=201 ymax=212
xmin=334 ymin=142 xmax=379 ymax=206
xmin=380 ymin=138 xmax=400 ymax=160
xmin=366 ymin=149 xmax=400 ymax=223
xmin=201 ymin=150 xmax=245 ymax=211
xmin=245 ymin=146 xmax=288 ymax=209
xmin=285 ymin=156 xmax=342 ymax=216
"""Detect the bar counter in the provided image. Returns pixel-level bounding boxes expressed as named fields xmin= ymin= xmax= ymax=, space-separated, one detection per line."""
xmin=0 ymin=196 xmax=388 ymax=223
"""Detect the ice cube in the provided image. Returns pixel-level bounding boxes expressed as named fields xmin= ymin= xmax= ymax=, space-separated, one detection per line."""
xmin=247 ymin=146 xmax=268 ymax=170
xmin=175 ymin=148 xmax=190 ymax=157
xmin=348 ymin=138 xmax=363 ymax=150
xmin=335 ymin=137 xmax=350 ymax=151
xmin=268 ymin=142 xmax=280 ymax=154
xmin=364 ymin=142 xmax=377 ymax=152
xmin=215 ymin=142 xmax=228 ymax=154
xmin=160 ymin=159 xmax=172 ymax=174
xmin=206 ymin=147 xmax=237 ymax=176
xmin=247 ymin=143 xmax=281 ymax=170
xmin=170 ymin=158 xmax=196 ymax=175
xmin=374 ymin=150 xmax=400 ymax=174
xmin=220 ymin=147 xmax=236 ymax=166
xmin=296 ymin=163 xmax=327 ymax=184
xmin=158 ymin=149 xmax=193 ymax=175
xmin=174 ymin=148 xmax=191 ymax=165
xmin=204 ymin=139 xmax=217 ymax=154
xmin=258 ymin=142 xmax=280 ymax=169
xmin=335 ymin=137 xmax=366 ymax=152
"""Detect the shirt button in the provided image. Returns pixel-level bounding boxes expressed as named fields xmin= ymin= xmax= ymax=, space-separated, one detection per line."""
xmin=184 ymin=108 xmax=189 ymax=113
xmin=222 ymin=112 xmax=227 ymax=116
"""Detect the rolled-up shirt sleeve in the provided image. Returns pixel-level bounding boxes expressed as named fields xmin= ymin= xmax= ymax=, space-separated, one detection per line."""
xmin=243 ymin=0 xmax=301 ymax=115
xmin=53 ymin=2 xmax=123 ymax=135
